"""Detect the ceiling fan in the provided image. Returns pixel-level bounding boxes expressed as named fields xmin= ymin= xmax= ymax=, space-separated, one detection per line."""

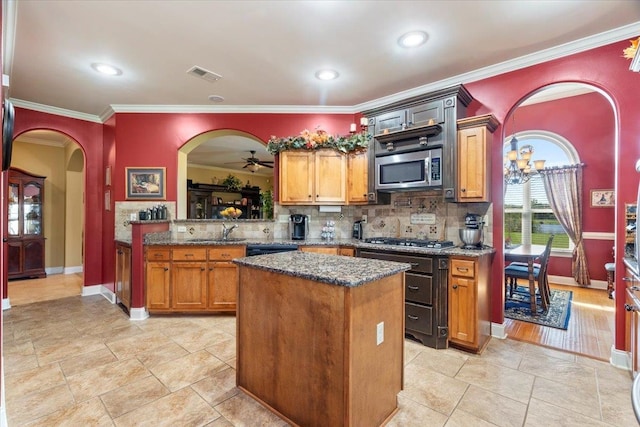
xmin=226 ymin=150 xmax=274 ymax=172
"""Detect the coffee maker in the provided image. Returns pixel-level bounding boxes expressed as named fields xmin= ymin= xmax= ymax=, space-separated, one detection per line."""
xmin=289 ymin=214 xmax=309 ymax=240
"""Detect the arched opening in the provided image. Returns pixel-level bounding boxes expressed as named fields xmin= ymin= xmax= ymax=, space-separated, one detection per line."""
xmin=501 ymin=83 xmax=617 ymax=360
xmin=176 ymin=130 xmax=274 ymax=219
xmin=6 ymin=130 xmax=85 ymax=305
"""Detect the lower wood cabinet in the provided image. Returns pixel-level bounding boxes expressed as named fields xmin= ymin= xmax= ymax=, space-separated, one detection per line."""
xmin=115 ymin=243 xmax=132 ymax=310
xmin=448 ymin=254 xmax=492 ymax=353
xmin=145 ymin=245 xmax=245 ymax=313
xmin=299 ymin=246 xmax=355 ymax=256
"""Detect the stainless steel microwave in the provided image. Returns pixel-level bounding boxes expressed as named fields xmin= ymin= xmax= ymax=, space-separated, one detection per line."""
xmin=375 ymin=147 xmax=443 ymax=191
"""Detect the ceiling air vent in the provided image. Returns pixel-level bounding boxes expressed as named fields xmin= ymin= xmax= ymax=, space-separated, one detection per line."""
xmin=186 ymin=66 xmax=222 ymax=82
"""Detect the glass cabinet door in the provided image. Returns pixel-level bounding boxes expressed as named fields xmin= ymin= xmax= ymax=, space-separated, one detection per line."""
xmin=23 ymin=183 xmax=42 ymax=236
xmin=8 ymin=183 xmax=19 ymax=236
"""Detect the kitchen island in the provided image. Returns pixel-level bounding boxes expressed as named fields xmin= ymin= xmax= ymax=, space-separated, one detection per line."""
xmin=233 ymin=251 xmax=410 ymax=427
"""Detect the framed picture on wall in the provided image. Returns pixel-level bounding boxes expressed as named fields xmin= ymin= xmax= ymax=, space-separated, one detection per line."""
xmin=126 ymin=167 xmax=166 ymax=200
xmin=590 ymin=189 xmax=615 ymax=207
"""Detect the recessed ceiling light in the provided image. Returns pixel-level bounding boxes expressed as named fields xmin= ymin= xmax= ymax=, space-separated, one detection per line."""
xmin=208 ymin=95 xmax=225 ymax=103
xmin=91 ymin=63 xmax=122 ymax=76
xmin=398 ymin=31 xmax=428 ymax=48
xmin=315 ymin=69 xmax=339 ymax=81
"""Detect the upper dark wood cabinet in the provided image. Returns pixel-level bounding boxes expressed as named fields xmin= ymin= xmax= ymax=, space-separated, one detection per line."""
xmin=7 ymin=167 xmax=46 ymax=280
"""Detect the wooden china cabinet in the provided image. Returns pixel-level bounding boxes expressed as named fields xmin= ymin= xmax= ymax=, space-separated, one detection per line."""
xmin=7 ymin=167 xmax=47 ymax=279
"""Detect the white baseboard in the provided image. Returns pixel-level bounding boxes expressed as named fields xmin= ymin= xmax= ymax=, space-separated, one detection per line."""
xmin=129 ymin=307 xmax=149 ymax=321
xmin=82 ymin=284 xmax=116 ymax=304
xmin=491 ymin=322 xmax=507 ymax=339
xmin=45 ymin=266 xmax=64 ymax=275
xmin=2 ymin=298 xmax=10 ymax=311
xmin=610 ymin=345 xmax=631 ymax=371
xmin=63 ymin=265 xmax=83 ymax=274
xmin=548 ymin=275 xmax=607 ymax=291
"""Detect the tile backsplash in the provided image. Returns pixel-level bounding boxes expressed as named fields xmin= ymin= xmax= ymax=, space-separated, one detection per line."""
xmin=114 ymin=192 xmax=493 ymax=247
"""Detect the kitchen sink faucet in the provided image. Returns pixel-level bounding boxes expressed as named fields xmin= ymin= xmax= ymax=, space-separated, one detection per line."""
xmin=222 ymin=223 xmax=238 ymax=240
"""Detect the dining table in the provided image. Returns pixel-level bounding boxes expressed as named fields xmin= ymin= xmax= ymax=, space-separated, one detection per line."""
xmin=504 ymin=244 xmax=548 ymax=313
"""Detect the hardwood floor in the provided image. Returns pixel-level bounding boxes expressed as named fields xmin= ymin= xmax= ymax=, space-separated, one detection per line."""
xmin=504 ymin=281 xmax=615 ymax=361
xmin=5 ymin=274 xmax=616 ymax=361
xmin=7 ymin=273 xmax=83 ymax=306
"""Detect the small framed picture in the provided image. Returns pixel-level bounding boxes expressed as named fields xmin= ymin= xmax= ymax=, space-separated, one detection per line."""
xmin=126 ymin=167 xmax=166 ymax=200
xmin=590 ymin=189 xmax=615 ymax=207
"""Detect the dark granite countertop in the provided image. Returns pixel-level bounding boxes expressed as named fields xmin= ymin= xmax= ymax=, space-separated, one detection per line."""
xmin=141 ymin=236 xmax=495 ymax=257
xmin=233 ymin=251 xmax=411 ymax=287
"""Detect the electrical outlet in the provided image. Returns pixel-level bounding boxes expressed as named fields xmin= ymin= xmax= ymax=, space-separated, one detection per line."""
xmin=129 ymin=213 xmax=137 ymax=221
xmin=177 ymin=226 xmax=187 ymax=233
xmin=362 ymin=214 xmax=367 ymax=223
xmin=376 ymin=322 xmax=384 ymax=345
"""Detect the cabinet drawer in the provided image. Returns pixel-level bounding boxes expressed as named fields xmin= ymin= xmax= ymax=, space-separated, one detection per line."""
xmin=405 ymin=302 xmax=433 ymax=335
xmin=172 ymin=248 xmax=207 ymax=261
xmin=209 ymin=246 xmax=245 ymax=261
xmin=450 ymin=259 xmax=475 ymax=278
xmin=359 ymin=251 xmax=433 ymax=274
xmin=405 ymin=273 xmax=432 ymax=305
xmin=147 ymin=249 xmax=171 ymax=261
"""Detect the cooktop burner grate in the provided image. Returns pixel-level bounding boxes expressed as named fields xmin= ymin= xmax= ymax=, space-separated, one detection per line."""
xmin=364 ymin=237 xmax=455 ymax=249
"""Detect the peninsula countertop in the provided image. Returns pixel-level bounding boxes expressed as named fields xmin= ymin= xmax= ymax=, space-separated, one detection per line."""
xmin=233 ymin=250 xmax=411 ymax=287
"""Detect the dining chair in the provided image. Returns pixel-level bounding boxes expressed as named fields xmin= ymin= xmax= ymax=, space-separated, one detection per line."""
xmin=504 ymin=235 xmax=554 ymax=308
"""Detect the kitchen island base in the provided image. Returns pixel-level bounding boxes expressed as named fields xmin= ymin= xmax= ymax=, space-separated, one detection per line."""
xmin=236 ymin=264 xmax=405 ymax=427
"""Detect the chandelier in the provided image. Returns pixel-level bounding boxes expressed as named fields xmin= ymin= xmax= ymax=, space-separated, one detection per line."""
xmin=503 ymin=135 xmax=545 ymax=185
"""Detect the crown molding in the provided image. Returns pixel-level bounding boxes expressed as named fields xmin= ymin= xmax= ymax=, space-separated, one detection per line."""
xmin=10 ymin=99 xmax=103 ymax=123
xmin=10 ymin=21 xmax=640 ymax=123
xmin=109 ymin=104 xmax=355 ymax=114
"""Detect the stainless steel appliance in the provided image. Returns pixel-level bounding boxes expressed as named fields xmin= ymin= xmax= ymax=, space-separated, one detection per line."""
xmin=375 ymin=147 xmax=443 ymax=192
xmin=289 ymin=214 xmax=309 ymax=240
xmin=460 ymin=213 xmax=484 ymax=249
xmin=246 ymin=244 xmax=298 ymax=256
xmin=352 ymin=220 xmax=364 ymax=240
xmin=363 ymin=237 xmax=455 ymax=249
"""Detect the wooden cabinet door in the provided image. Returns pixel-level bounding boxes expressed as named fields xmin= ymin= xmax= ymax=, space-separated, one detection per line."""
xmin=116 ymin=244 xmax=132 ymax=309
xmin=314 ymin=150 xmax=346 ymax=204
xmin=279 ymin=151 xmax=314 ymax=204
xmin=407 ymin=100 xmax=443 ymax=126
xmin=146 ymin=261 xmax=171 ymax=310
xmin=448 ymin=275 xmax=477 ymax=346
xmin=374 ymin=110 xmax=406 ymax=135
xmin=457 ymin=126 xmax=488 ymax=202
xmin=347 ymin=151 xmax=368 ymax=204
xmin=23 ymin=239 xmax=45 ymax=274
xmin=299 ymin=246 xmax=339 ymax=255
xmin=172 ymin=262 xmax=208 ymax=310
xmin=338 ymin=247 xmax=355 ymax=257
xmin=7 ymin=241 xmax=22 ymax=276
xmin=208 ymin=262 xmax=238 ymax=310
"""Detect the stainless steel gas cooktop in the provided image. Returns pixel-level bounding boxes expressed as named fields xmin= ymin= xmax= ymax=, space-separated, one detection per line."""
xmin=363 ymin=237 xmax=455 ymax=249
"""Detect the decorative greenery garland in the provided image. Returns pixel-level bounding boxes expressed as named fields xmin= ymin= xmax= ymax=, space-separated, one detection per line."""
xmin=267 ymin=128 xmax=369 ymax=155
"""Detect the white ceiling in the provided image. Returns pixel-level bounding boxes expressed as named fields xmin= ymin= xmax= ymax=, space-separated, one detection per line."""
xmin=4 ymin=1 xmax=640 ymax=172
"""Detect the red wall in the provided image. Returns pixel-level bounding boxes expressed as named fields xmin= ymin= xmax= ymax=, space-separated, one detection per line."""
xmin=11 ymin=38 xmax=640 ymax=351
xmin=465 ymin=39 xmax=640 ymax=349
xmin=12 ymin=109 xmax=104 ymax=290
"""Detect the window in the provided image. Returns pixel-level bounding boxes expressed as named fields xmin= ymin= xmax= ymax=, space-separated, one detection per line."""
xmin=504 ymin=131 xmax=580 ymax=251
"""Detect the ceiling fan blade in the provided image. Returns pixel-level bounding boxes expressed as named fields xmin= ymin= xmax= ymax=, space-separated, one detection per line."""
xmin=259 ymin=162 xmax=274 ymax=168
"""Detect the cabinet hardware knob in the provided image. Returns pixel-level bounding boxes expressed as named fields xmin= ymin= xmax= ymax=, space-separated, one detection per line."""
xmin=457 ymin=267 xmax=469 ymax=272
xmin=452 ymin=284 xmax=458 ymax=289
xmin=410 ymin=262 xmax=420 ymax=267
xmin=407 ymin=285 xmax=419 ymax=290
xmin=163 ymin=267 xmax=168 ymax=271
xmin=461 ymin=188 xmax=466 ymax=192
xmin=407 ymin=314 xmax=419 ymax=320
xmin=201 ymin=267 xmax=205 ymax=271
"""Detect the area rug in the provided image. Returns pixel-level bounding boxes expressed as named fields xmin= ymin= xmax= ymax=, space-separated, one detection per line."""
xmin=504 ymin=286 xmax=573 ymax=330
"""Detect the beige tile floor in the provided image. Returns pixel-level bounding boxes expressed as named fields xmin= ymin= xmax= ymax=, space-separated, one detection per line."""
xmin=2 ymin=295 xmax=637 ymax=426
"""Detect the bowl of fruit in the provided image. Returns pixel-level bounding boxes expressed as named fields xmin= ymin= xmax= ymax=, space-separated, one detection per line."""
xmin=221 ymin=207 xmax=242 ymax=219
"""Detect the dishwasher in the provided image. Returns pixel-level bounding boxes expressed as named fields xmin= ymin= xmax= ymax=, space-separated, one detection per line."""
xmin=245 ymin=243 xmax=299 ymax=256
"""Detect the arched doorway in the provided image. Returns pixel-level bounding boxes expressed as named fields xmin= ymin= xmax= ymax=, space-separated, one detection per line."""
xmin=5 ymin=130 xmax=85 ymax=305
xmin=501 ymin=83 xmax=617 ymax=360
